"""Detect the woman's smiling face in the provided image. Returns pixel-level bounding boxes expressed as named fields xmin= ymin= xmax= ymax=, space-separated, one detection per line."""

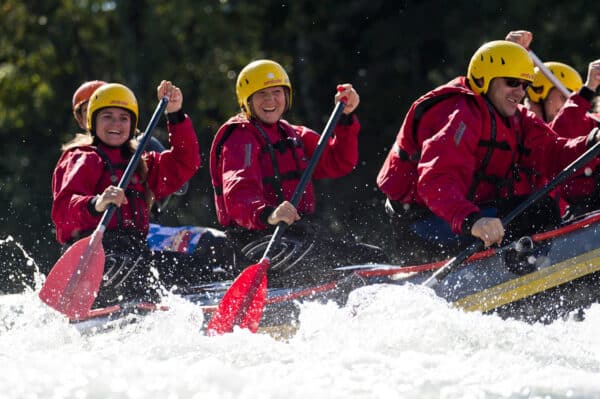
xmin=95 ymin=107 xmax=132 ymax=147
xmin=249 ymin=86 xmax=286 ymax=124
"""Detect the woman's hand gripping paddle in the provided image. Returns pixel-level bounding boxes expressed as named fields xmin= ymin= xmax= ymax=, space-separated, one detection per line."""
xmin=423 ymin=134 xmax=600 ymax=288
xmin=207 ymin=96 xmax=348 ymax=335
xmin=39 ymin=96 xmax=169 ymax=320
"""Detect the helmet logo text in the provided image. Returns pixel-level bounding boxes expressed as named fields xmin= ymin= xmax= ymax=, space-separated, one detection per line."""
xmin=263 ymin=79 xmax=283 ymax=86
xmin=110 ymin=100 xmax=130 ymax=106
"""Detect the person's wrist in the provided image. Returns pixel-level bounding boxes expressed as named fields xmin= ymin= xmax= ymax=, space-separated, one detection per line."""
xmin=338 ymin=112 xmax=355 ymax=126
xmin=579 ymin=86 xmax=597 ymax=102
xmin=462 ymin=212 xmax=482 ymax=235
xmin=88 ymin=196 xmax=103 ymax=215
xmin=166 ymin=109 xmax=186 ymax=124
xmin=260 ymin=206 xmax=276 ymax=226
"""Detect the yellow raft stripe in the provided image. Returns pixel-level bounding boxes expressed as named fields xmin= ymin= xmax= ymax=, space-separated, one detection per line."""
xmin=453 ymin=247 xmax=600 ymax=312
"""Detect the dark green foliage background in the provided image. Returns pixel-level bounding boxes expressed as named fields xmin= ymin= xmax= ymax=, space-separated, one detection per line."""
xmin=1 ymin=0 xmax=598 ymax=278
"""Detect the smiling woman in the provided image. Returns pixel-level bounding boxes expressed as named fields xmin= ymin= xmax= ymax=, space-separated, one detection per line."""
xmin=87 ymin=83 xmax=139 ymax=140
xmin=95 ymin=108 xmax=133 ymax=147
xmin=249 ymin=86 xmax=288 ymax=125
xmin=209 ymin=59 xmax=387 ymax=295
xmin=46 ymin=80 xmax=234 ymax=314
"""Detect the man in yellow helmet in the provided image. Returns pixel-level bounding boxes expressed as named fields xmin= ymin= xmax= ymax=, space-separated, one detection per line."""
xmin=210 ymin=59 xmax=386 ymax=286
xmin=377 ymin=40 xmax=600 ymax=264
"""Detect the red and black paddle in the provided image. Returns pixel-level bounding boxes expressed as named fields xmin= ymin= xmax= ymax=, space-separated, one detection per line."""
xmin=207 ymin=98 xmax=347 ymax=335
xmin=39 ymin=96 xmax=169 ymax=320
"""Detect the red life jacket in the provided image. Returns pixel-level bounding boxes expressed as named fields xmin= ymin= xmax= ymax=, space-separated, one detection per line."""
xmin=52 ymin=145 xmax=150 ymax=244
xmin=377 ymin=76 xmax=537 ymax=207
xmin=91 ymin=145 xmax=150 ymax=230
xmin=209 ymin=115 xmax=310 ymax=227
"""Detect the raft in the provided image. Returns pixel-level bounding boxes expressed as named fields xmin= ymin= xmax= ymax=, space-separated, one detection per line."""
xmin=70 ymin=210 xmax=600 ymax=334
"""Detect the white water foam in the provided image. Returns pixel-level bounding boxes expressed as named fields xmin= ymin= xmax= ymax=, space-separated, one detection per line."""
xmin=2 ymin=282 xmax=600 ymax=398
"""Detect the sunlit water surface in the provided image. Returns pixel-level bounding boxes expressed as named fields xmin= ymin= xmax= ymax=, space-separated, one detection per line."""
xmin=1 ymin=235 xmax=599 ymax=399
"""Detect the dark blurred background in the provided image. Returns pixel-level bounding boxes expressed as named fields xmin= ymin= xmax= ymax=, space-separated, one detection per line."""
xmin=1 ymin=0 xmax=599 ymax=290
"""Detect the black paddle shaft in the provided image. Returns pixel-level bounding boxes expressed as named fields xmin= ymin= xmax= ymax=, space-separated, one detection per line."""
xmin=261 ymin=100 xmax=347 ymax=259
xmin=97 ymin=96 xmax=169 ymax=230
xmin=424 ymin=133 xmax=600 ymax=288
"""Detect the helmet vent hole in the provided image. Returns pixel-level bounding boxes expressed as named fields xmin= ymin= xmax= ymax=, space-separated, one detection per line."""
xmin=500 ymin=57 xmax=505 ymax=65
xmin=489 ymin=55 xmax=494 ymax=63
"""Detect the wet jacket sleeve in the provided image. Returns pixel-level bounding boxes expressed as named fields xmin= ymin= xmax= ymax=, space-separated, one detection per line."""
xmin=145 ymin=115 xmax=200 ymax=200
xmin=417 ymin=98 xmax=483 ymax=234
xmin=297 ymin=114 xmax=360 ymax=179
xmin=220 ymin=126 xmax=272 ymax=230
xmin=550 ymin=92 xmax=598 ymax=139
xmin=520 ymin=109 xmax=593 ymax=178
xmin=51 ymin=150 xmax=106 ymax=244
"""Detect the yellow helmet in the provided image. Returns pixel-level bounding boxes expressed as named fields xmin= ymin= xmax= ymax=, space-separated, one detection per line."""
xmin=236 ymin=59 xmax=292 ymax=118
xmin=526 ymin=61 xmax=583 ymax=103
xmin=87 ymin=83 xmax=139 ymax=136
xmin=467 ymin=40 xmax=534 ymax=95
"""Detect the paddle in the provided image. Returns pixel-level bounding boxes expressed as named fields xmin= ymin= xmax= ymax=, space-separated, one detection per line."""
xmin=424 ymin=134 xmax=600 ymax=288
xmin=39 ymin=96 xmax=169 ymax=319
xmin=207 ymin=98 xmax=347 ymax=335
xmin=528 ymin=50 xmax=600 ymax=124
xmin=528 ymin=50 xmax=572 ymax=98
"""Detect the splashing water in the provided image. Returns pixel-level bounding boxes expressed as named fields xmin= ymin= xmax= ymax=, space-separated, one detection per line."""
xmin=2 ymin=279 xmax=600 ymax=398
xmin=0 ymin=235 xmax=44 ymax=294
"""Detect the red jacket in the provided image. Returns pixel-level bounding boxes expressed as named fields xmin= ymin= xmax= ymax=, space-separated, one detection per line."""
xmin=52 ymin=116 xmax=200 ymax=244
xmin=379 ymin=77 xmax=596 ymax=234
xmin=377 ymin=77 xmax=479 ymax=205
xmin=210 ymin=114 xmax=360 ymax=230
xmin=550 ymin=92 xmax=600 ymax=202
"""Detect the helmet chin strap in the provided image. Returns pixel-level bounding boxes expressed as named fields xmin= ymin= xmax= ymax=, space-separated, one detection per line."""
xmin=541 ymin=102 xmax=549 ymax=123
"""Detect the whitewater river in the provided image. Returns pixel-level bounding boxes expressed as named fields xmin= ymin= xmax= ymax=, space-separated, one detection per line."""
xmin=1 ymin=234 xmax=599 ymax=399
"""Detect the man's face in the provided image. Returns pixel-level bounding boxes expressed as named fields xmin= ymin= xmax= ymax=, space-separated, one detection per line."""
xmin=487 ymin=77 xmax=530 ymax=117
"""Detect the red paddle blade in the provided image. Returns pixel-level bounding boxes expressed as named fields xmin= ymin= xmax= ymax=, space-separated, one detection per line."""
xmin=206 ymin=258 xmax=270 ymax=335
xmin=38 ymin=233 xmax=105 ymax=320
